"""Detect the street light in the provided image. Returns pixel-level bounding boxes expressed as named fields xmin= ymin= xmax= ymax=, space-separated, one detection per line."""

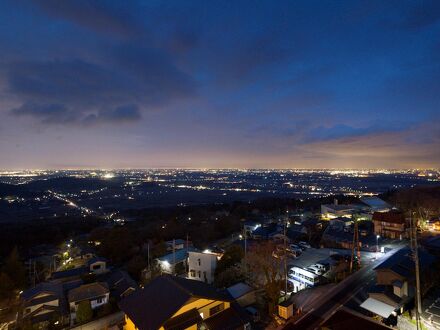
xmin=376 ymin=235 xmax=380 ymax=256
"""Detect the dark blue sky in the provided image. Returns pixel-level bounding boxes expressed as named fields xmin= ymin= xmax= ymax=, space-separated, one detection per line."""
xmin=0 ymin=0 xmax=439 ymax=169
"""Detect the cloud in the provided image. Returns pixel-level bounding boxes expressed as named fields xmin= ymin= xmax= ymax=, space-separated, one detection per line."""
xmin=398 ymin=0 xmax=440 ymax=30
xmin=6 ymin=55 xmax=195 ymax=126
xmin=10 ymin=102 xmax=77 ymax=124
xmin=304 ymin=122 xmax=410 ymax=143
xmin=30 ymin=0 xmax=142 ymax=37
xmin=82 ymin=105 xmax=142 ymax=126
xmin=298 ymin=122 xmax=440 ymax=167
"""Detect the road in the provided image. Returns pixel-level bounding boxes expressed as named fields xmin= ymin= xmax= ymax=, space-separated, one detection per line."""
xmin=282 ymin=245 xmax=405 ymax=330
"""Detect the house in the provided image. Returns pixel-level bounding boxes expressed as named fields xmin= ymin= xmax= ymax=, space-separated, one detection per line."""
xmin=51 ymin=266 xmax=88 ymax=282
xmin=242 ymin=221 xmax=261 ymax=237
xmin=20 ymin=282 xmax=68 ymax=328
xmin=251 ymin=223 xmax=280 ymax=240
xmin=188 ymin=250 xmax=219 ymax=284
xmin=119 ymin=275 xmax=250 ymax=330
xmin=165 ymin=239 xmax=187 ymax=251
xmin=360 ymin=196 xmax=391 ymax=213
xmin=68 ymin=282 xmax=110 ymax=324
xmin=226 ymin=283 xmax=256 ymax=307
xmin=156 ymin=247 xmax=196 ymax=274
xmin=360 ymin=248 xmax=435 ymax=320
xmin=287 ymin=266 xmax=319 ymax=293
xmin=373 ymin=211 xmax=407 ymax=239
xmin=320 ymin=307 xmax=392 ymax=330
xmin=321 ymin=200 xmax=358 ymax=219
xmin=101 ymin=270 xmax=137 ymax=300
xmin=87 ymin=256 xmax=108 ymax=275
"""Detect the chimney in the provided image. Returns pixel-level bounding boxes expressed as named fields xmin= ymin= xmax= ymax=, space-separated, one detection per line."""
xmin=334 ymin=198 xmax=338 ymax=205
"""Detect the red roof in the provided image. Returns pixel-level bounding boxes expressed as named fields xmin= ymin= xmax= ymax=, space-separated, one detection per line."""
xmin=372 ymin=211 xmax=405 ymax=224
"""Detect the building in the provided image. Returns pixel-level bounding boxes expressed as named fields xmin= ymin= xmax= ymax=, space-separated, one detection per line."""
xmin=87 ymin=257 xmax=108 ymax=275
xmin=165 ymin=239 xmax=187 ymax=251
xmin=373 ymin=211 xmax=407 ymax=239
xmin=360 ymin=248 xmax=435 ymax=321
xmin=242 ymin=220 xmax=261 ymax=237
xmin=321 ymin=200 xmax=358 ymax=219
xmin=51 ymin=266 xmax=88 ymax=282
xmin=101 ymin=270 xmax=137 ymax=300
xmin=360 ymin=196 xmax=391 ymax=213
xmin=287 ymin=266 xmax=319 ymax=293
xmin=188 ymin=250 xmax=219 ymax=284
xmin=20 ymin=282 xmax=68 ymax=328
xmin=68 ymin=282 xmax=110 ymax=325
xmin=156 ymin=247 xmax=196 ymax=274
xmin=226 ymin=283 xmax=256 ymax=307
xmin=251 ymin=223 xmax=280 ymax=240
xmin=119 ymin=275 xmax=250 ymax=330
xmin=320 ymin=307 xmax=392 ymax=330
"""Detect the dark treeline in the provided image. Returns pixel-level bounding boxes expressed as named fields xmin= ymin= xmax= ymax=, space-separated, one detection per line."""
xmin=0 ymin=216 xmax=104 ymax=260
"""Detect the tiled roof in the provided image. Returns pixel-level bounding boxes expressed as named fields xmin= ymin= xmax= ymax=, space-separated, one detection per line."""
xmin=119 ymin=275 xmax=230 ymax=330
xmin=68 ymin=282 xmax=109 ymax=303
xmin=372 ymin=211 xmax=405 ymax=224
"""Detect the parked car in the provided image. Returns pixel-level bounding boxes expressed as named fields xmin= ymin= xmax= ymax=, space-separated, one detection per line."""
xmin=298 ymin=241 xmax=311 ymax=249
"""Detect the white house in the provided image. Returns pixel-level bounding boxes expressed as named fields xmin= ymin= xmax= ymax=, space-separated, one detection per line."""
xmin=187 ymin=250 xmax=219 ymax=284
xmin=287 ymin=266 xmax=319 ymax=293
xmin=67 ymin=282 xmax=110 ymax=325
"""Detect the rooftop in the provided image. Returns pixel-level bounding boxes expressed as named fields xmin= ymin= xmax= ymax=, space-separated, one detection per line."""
xmin=68 ymin=282 xmax=109 ymax=303
xmin=372 ymin=211 xmax=405 ymax=224
xmin=119 ymin=275 xmax=230 ymax=330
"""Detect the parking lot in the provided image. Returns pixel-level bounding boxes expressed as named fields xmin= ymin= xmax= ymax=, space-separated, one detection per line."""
xmin=287 ymin=247 xmax=377 ymax=270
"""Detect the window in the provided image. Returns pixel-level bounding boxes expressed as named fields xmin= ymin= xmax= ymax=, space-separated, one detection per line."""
xmin=96 ymin=298 xmax=103 ymax=304
xmin=209 ymin=303 xmax=224 ymax=316
xmin=197 ymin=258 xmax=201 ymax=266
xmin=198 ymin=271 xmax=201 ymax=278
xmin=190 ymin=270 xmax=196 ymax=277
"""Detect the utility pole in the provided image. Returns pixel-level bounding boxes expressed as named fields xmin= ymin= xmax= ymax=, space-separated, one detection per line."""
xmin=147 ymin=243 xmax=150 ymax=270
xmin=410 ymin=212 xmax=422 ymax=324
xmin=173 ymin=239 xmax=176 ymax=275
xmin=350 ymin=214 xmax=361 ymax=273
xmin=284 ymin=209 xmax=288 ymax=297
xmin=244 ymin=228 xmax=247 ymax=279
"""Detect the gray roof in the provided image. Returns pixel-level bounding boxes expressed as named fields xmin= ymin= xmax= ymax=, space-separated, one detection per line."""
xmin=360 ymin=196 xmax=390 ymax=209
xmin=51 ymin=266 xmax=88 ymax=280
xmin=68 ymin=282 xmax=109 ymax=303
xmin=227 ymin=283 xmax=253 ymax=299
xmin=374 ymin=247 xmax=435 ymax=279
xmin=119 ymin=275 xmax=230 ymax=330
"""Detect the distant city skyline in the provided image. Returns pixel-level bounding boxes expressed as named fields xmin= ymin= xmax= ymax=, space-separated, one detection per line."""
xmin=1 ymin=1 xmax=439 ymax=169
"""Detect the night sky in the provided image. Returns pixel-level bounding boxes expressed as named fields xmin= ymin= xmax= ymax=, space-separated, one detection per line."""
xmin=1 ymin=1 xmax=439 ymax=169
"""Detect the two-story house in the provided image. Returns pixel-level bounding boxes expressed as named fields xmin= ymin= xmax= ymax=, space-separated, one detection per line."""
xmin=119 ymin=275 xmax=250 ymax=330
xmin=373 ymin=211 xmax=407 ymax=239
xmin=360 ymin=248 xmax=435 ymax=320
xmin=187 ymin=251 xmax=219 ymax=284
xmin=20 ymin=282 xmax=67 ymax=328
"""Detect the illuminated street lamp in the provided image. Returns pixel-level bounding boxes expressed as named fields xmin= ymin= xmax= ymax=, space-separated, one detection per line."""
xmin=376 ymin=235 xmax=380 ymax=256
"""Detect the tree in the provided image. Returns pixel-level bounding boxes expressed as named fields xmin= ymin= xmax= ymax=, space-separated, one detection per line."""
xmin=76 ymin=300 xmax=93 ymax=324
xmin=214 ymin=265 xmax=245 ymax=288
xmin=215 ymin=245 xmax=244 ymax=276
xmin=2 ymin=247 xmax=26 ymax=289
xmin=246 ymin=241 xmax=283 ymax=314
xmin=126 ymin=255 xmax=148 ymax=281
xmin=0 ymin=272 xmax=14 ymax=300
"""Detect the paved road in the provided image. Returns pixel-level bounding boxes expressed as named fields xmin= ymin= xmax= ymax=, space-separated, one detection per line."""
xmin=282 ymin=245 xmax=405 ymax=330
